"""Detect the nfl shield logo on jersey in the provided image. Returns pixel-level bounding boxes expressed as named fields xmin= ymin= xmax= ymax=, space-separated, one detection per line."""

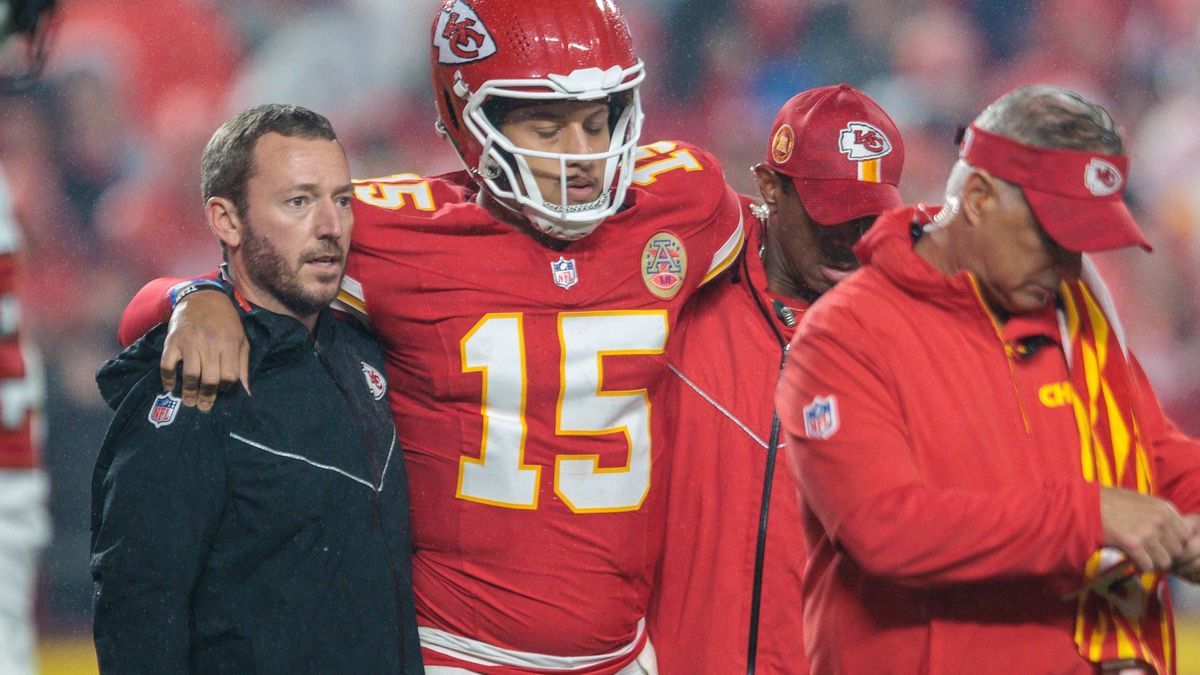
xmin=803 ymin=395 xmax=840 ymax=439
xmin=551 ymin=256 xmax=578 ymax=290
xmin=361 ymin=362 xmax=388 ymax=400
xmin=148 ymin=393 xmax=181 ymax=429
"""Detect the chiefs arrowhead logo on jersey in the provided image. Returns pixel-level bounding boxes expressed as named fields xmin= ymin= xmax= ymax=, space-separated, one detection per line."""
xmin=434 ymin=0 xmax=497 ymax=65
xmin=1084 ymin=157 xmax=1123 ymax=197
xmin=642 ymin=231 xmax=687 ymax=300
xmin=361 ymin=362 xmax=388 ymax=401
xmin=838 ymin=122 xmax=893 ymax=161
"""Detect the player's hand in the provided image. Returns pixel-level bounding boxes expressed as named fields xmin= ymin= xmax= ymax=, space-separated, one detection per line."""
xmin=160 ymin=290 xmax=249 ymax=411
xmin=1099 ymin=487 xmax=1191 ymax=573
xmin=1171 ymin=513 xmax=1200 ymax=583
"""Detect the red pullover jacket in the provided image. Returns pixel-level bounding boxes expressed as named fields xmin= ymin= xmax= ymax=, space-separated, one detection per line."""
xmin=649 ymin=202 xmax=808 ymax=674
xmin=776 ymin=205 xmax=1200 ymax=674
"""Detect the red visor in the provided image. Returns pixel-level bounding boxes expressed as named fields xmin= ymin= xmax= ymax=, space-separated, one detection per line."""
xmin=960 ymin=124 xmax=1151 ymax=252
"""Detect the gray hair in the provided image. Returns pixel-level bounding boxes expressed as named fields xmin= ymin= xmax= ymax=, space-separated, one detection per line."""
xmin=973 ymin=84 xmax=1122 ymax=154
xmin=943 ymin=85 xmax=1123 ymax=207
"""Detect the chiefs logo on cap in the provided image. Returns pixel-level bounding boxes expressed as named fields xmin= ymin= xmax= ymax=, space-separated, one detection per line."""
xmin=838 ymin=122 xmax=892 ymax=161
xmin=1084 ymin=158 xmax=1123 ymax=197
xmin=771 ymin=124 xmax=795 ymax=164
xmin=434 ymin=0 xmax=497 ymax=64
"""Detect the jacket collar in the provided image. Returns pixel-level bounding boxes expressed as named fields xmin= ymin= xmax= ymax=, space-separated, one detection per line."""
xmin=855 ymin=204 xmax=1060 ymax=343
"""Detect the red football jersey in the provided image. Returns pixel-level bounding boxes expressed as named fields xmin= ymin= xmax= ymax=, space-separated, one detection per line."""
xmin=338 ymin=141 xmax=744 ymax=672
xmin=0 ymin=175 xmax=43 ymax=470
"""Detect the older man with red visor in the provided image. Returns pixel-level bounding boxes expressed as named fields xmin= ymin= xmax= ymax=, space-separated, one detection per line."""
xmin=778 ymin=84 xmax=1200 ymax=674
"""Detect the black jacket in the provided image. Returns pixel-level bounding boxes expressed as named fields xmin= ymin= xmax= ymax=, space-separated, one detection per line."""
xmin=91 ymin=307 xmax=422 ymax=674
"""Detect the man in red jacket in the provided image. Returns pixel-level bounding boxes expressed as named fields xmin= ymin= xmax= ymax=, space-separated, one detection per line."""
xmin=778 ymin=84 xmax=1200 ymax=674
xmin=648 ymin=84 xmax=903 ymax=674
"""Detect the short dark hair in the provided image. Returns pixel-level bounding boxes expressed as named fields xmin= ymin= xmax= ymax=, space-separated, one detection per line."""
xmin=973 ymin=85 xmax=1123 ymax=155
xmin=201 ymin=103 xmax=338 ymax=217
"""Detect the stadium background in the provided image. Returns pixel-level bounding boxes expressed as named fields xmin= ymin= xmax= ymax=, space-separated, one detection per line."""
xmin=5 ymin=0 xmax=1199 ymax=671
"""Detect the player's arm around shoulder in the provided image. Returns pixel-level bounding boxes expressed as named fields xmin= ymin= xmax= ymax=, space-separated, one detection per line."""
xmin=631 ymin=140 xmax=746 ymax=289
xmin=91 ymin=346 xmax=240 ymax=673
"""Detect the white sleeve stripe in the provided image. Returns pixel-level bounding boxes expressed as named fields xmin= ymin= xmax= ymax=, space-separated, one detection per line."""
xmin=700 ymin=206 xmax=745 ymax=286
xmin=419 ymin=618 xmax=646 ymax=671
xmin=339 ymin=274 xmax=366 ymax=306
xmin=334 ymin=274 xmax=369 ymax=325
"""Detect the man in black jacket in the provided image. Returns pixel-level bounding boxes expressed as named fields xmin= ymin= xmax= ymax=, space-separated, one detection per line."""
xmin=91 ymin=104 xmax=422 ymax=673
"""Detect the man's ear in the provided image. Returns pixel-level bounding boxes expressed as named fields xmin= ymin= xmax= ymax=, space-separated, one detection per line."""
xmin=751 ymin=163 xmax=784 ymax=213
xmin=206 ymin=197 xmax=243 ymax=249
xmin=961 ymin=169 xmax=998 ymax=227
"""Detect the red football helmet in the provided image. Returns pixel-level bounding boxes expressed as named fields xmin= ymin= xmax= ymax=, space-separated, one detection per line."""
xmin=431 ymin=0 xmax=645 ymax=240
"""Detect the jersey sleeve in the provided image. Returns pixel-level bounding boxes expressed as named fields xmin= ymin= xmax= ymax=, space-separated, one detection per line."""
xmin=777 ymin=314 xmax=1105 ymax=589
xmin=117 ymin=271 xmax=226 ymax=348
xmin=695 ymin=192 xmax=748 ymax=288
xmin=631 ymin=141 xmax=745 ymax=289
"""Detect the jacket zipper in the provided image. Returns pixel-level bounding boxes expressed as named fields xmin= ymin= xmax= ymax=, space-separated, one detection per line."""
xmin=744 ymin=249 xmax=792 ymax=675
xmin=965 ymin=275 xmax=1033 ymax=434
xmin=314 ymin=339 xmax=409 ymax=670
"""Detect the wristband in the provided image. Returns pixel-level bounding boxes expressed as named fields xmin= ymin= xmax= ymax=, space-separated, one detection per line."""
xmin=168 ymin=278 xmax=233 ymax=308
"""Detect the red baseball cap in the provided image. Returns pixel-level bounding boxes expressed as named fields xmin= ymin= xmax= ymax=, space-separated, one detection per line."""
xmin=765 ymin=83 xmax=904 ymax=226
xmin=960 ymin=124 xmax=1151 ymax=252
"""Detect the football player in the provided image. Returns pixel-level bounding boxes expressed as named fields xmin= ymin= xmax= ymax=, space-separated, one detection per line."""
xmin=0 ymin=1 xmax=55 ymax=674
xmin=116 ymin=1 xmax=744 ymax=673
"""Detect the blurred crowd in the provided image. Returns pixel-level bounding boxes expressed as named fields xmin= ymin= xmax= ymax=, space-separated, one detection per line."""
xmin=5 ymin=0 xmax=1198 ymax=637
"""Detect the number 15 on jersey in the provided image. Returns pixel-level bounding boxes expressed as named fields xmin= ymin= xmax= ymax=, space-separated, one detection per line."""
xmin=457 ymin=310 xmax=668 ymax=514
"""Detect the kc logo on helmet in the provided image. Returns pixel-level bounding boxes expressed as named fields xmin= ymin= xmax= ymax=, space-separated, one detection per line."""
xmin=838 ymin=122 xmax=892 ymax=161
xmin=1084 ymin=158 xmax=1123 ymax=197
xmin=802 ymin=395 xmax=840 ymax=440
xmin=434 ymin=0 xmax=496 ymax=65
